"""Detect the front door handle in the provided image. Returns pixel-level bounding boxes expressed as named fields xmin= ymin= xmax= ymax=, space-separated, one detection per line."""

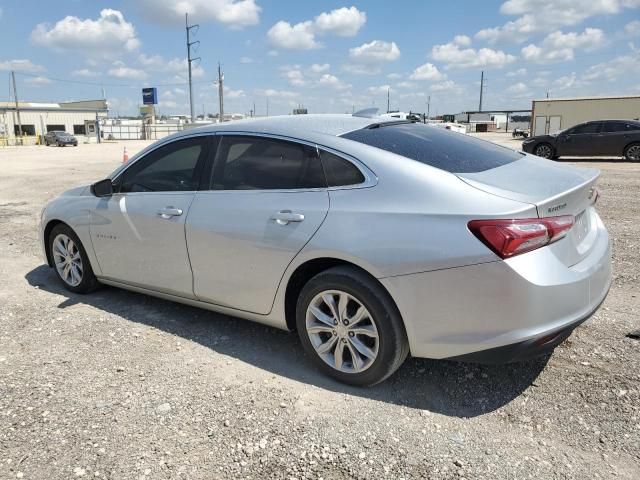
xmin=271 ymin=210 xmax=305 ymax=225
xmin=158 ymin=207 xmax=183 ymax=219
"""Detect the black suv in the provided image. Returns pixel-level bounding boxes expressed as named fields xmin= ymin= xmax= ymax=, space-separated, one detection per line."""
xmin=44 ymin=131 xmax=78 ymax=147
xmin=522 ymin=119 xmax=640 ymax=161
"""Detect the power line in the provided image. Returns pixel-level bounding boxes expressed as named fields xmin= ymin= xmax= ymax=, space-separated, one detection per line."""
xmin=12 ymin=71 xmax=211 ymax=89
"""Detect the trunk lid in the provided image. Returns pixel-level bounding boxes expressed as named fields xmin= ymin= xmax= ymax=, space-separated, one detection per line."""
xmin=458 ymin=155 xmax=600 ymax=266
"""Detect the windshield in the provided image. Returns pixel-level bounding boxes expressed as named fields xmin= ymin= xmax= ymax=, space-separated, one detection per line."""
xmin=341 ymin=122 xmax=522 ymax=173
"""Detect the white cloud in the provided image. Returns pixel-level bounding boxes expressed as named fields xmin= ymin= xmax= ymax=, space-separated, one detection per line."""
xmin=309 ymin=63 xmax=330 ymax=74
xmin=521 ymin=28 xmax=604 ymax=63
xmin=240 ymin=56 xmax=254 ymax=64
xmin=25 ymin=76 xmax=52 ymax=86
xmin=387 ymin=72 xmax=402 ymax=80
xmin=505 ymin=82 xmax=532 ymax=98
xmin=135 ymin=0 xmax=260 ymax=28
xmin=475 ymin=0 xmax=639 ymax=44
xmin=31 ymin=9 xmax=140 ymax=57
xmin=0 ymin=59 xmax=45 ymax=73
xmin=349 ymin=40 xmax=401 ymax=63
xmin=71 ymin=68 xmax=100 ymax=78
xmin=396 ymin=81 xmax=416 ymax=89
xmin=430 ymin=80 xmax=463 ymax=93
xmin=257 ymin=89 xmax=299 ymax=99
xmin=625 ymin=20 xmax=640 ymax=37
xmin=138 ymin=54 xmax=204 ymax=79
xmin=268 ymin=6 xmax=366 ymax=50
xmin=431 ymin=41 xmax=515 ymax=69
xmin=280 ymin=66 xmax=306 ymax=86
xmin=313 ymin=6 xmax=366 ymax=36
xmin=267 ymin=21 xmax=318 ymax=50
xmin=108 ymin=61 xmax=148 ymax=80
xmin=506 ymin=67 xmax=527 ymax=77
xmin=453 ymin=35 xmax=472 ymax=46
xmin=367 ymin=84 xmax=391 ymax=95
xmin=224 ymin=85 xmax=245 ymax=99
xmin=583 ymin=53 xmax=640 ymax=82
xmin=317 ymin=73 xmax=350 ymax=90
xmin=409 ymin=63 xmax=445 ymax=81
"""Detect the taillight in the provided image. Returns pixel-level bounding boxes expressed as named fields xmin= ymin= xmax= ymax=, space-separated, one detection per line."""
xmin=468 ymin=215 xmax=575 ymax=259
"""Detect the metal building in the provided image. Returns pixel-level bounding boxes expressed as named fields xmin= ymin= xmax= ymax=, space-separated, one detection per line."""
xmin=0 ymin=99 xmax=108 ymax=145
xmin=531 ymin=95 xmax=640 ymax=136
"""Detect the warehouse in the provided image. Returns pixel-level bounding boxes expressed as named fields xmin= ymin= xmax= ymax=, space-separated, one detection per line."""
xmin=531 ymin=94 xmax=640 ymax=136
xmin=0 ymin=99 xmax=108 ymax=145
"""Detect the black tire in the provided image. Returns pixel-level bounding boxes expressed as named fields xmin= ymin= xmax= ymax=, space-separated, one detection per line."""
xmin=624 ymin=142 xmax=640 ymax=162
xmin=534 ymin=143 xmax=554 ymax=159
xmin=296 ymin=266 xmax=409 ymax=386
xmin=57 ymin=141 xmax=62 ymax=147
xmin=48 ymin=223 xmax=100 ymax=294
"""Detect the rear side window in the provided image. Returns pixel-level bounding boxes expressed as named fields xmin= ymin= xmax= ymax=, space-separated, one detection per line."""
xmin=211 ymin=135 xmax=326 ymax=190
xmin=603 ymin=122 xmax=640 ymax=132
xmin=319 ymin=150 xmax=365 ymax=186
xmin=341 ymin=122 xmax=521 ymax=173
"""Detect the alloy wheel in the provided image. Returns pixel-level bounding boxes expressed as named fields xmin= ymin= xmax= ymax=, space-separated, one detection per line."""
xmin=535 ymin=144 xmax=553 ymax=159
xmin=626 ymin=145 xmax=640 ymax=162
xmin=305 ymin=290 xmax=379 ymax=373
xmin=52 ymin=233 xmax=83 ymax=287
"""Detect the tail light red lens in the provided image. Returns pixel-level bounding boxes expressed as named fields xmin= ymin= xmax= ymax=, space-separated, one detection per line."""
xmin=468 ymin=215 xmax=575 ymax=259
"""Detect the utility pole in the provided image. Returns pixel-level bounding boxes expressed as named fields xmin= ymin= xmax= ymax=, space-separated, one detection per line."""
xmin=386 ymin=87 xmax=390 ymax=113
xmin=186 ymin=13 xmax=200 ymax=123
xmin=479 ymin=70 xmax=484 ymax=112
xmin=11 ymin=71 xmax=23 ymax=144
xmin=426 ymin=95 xmax=431 ymax=120
xmin=217 ymin=62 xmax=224 ymax=123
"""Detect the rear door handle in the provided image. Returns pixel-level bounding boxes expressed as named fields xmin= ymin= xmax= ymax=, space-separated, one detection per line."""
xmin=158 ymin=207 xmax=183 ymax=219
xmin=271 ymin=210 xmax=305 ymax=225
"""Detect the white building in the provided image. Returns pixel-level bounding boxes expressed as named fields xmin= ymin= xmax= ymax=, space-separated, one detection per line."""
xmin=532 ymin=95 xmax=640 ymax=136
xmin=0 ymin=99 xmax=108 ymax=145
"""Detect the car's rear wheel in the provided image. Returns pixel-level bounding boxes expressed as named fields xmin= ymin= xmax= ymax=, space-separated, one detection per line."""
xmin=534 ymin=143 xmax=554 ymax=159
xmin=624 ymin=143 xmax=640 ymax=162
xmin=296 ymin=266 xmax=408 ymax=386
xmin=49 ymin=224 xmax=99 ymax=294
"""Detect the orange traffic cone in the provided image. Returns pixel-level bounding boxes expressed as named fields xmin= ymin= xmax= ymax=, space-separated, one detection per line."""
xmin=122 ymin=147 xmax=129 ymax=163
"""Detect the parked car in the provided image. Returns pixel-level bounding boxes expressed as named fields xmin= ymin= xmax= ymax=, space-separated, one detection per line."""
xmin=40 ymin=114 xmax=611 ymax=386
xmin=522 ymin=119 xmax=640 ymax=161
xmin=44 ymin=131 xmax=78 ymax=147
xmin=512 ymin=128 xmax=529 ymax=138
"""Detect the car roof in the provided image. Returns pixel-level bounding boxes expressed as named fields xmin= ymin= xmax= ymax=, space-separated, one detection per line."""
xmin=183 ymin=114 xmax=393 ymax=137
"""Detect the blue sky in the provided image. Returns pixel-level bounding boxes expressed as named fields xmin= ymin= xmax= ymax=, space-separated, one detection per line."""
xmin=0 ymin=0 xmax=639 ymax=116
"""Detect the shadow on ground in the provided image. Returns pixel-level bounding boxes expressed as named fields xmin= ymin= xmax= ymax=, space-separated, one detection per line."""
xmin=26 ymin=265 xmax=549 ymax=418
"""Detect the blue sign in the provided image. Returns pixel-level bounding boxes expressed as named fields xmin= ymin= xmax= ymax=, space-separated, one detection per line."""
xmin=142 ymin=87 xmax=157 ymax=105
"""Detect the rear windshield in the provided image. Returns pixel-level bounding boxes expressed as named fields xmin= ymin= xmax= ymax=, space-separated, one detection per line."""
xmin=341 ymin=122 xmax=522 ymax=173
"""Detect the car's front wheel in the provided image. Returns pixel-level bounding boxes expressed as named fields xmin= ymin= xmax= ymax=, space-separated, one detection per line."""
xmin=624 ymin=143 xmax=640 ymax=162
xmin=49 ymin=224 xmax=99 ymax=293
xmin=534 ymin=143 xmax=554 ymax=159
xmin=296 ymin=266 xmax=409 ymax=386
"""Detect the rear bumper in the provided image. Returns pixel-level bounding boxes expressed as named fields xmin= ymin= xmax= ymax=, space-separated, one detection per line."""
xmin=446 ymin=290 xmax=607 ymax=364
xmin=380 ymin=213 xmax=611 ymax=360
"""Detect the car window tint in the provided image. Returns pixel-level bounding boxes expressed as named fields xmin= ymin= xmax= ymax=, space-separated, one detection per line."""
xmin=571 ymin=123 xmax=601 ymax=134
xmin=120 ymin=137 xmax=207 ymax=193
xmin=341 ymin=122 xmax=521 ymax=173
xmin=625 ymin=123 xmax=640 ymax=131
xmin=602 ymin=122 xmax=627 ymax=133
xmin=319 ymin=149 xmax=365 ymax=186
xmin=211 ymin=136 xmax=326 ymax=190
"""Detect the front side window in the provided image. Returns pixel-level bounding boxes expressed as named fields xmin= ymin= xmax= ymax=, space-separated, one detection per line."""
xmin=210 ymin=135 xmax=325 ymax=190
xmin=319 ymin=149 xmax=365 ymax=186
xmin=119 ymin=136 xmax=208 ymax=193
xmin=570 ymin=123 xmax=602 ymax=135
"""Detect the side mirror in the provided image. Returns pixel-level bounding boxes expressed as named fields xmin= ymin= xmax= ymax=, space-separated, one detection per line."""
xmin=91 ymin=178 xmax=114 ymax=197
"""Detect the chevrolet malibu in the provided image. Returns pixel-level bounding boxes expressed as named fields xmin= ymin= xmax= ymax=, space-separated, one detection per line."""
xmin=40 ymin=114 xmax=611 ymax=386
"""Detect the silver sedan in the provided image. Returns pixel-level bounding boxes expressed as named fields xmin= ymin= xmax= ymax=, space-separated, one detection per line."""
xmin=40 ymin=114 xmax=611 ymax=385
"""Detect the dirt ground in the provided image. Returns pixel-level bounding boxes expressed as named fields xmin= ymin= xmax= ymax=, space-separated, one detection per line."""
xmin=0 ymin=135 xmax=638 ymax=479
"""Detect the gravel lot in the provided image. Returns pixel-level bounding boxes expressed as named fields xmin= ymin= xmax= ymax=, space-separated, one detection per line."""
xmin=1 ymin=135 xmax=639 ymax=479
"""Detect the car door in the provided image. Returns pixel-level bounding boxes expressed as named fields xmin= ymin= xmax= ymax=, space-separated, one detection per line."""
xmin=601 ymin=121 xmax=629 ymax=156
xmin=90 ymin=135 xmax=211 ymax=298
xmin=186 ymin=134 xmax=330 ymax=314
xmin=556 ymin=122 xmax=603 ymax=156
